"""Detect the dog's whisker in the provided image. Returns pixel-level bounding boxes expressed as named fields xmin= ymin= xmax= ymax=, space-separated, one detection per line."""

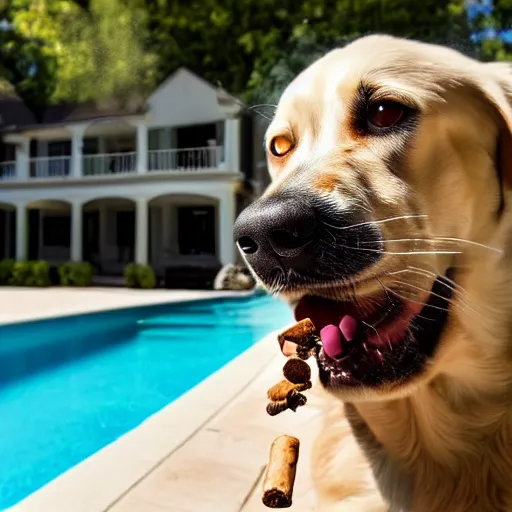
xmin=361 ymin=320 xmax=384 ymax=345
xmin=321 ymin=214 xmax=429 ymax=231
xmin=358 ymin=237 xmax=503 ymax=255
xmin=401 ymin=264 xmax=502 ymax=317
xmin=248 ymin=103 xmax=278 ymax=110
xmin=380 ymin=284 xmax=451 ymax=314
xmin=336 ymin=242 xmax=462 ymax=256
xmin=387 ymin=268 xmax=484 ymax=319
xmin=387 ymin=279 xmax=482 ymax=318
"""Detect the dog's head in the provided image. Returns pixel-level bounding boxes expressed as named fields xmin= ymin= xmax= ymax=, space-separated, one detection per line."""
xmin=234 ymin=35 xmax=512 ymax=401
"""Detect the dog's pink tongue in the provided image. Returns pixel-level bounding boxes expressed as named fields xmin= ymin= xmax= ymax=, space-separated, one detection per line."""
xmin=320 ymin=325 xmax=343 ymax=359
xmin=339 ymin=315 xmax=358 ymax=342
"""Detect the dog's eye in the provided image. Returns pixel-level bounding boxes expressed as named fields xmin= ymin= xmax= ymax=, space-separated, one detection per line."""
xmin=269 ymin=136 xmax=294 ymax=157
xmin=367 ymin=101 xmax=405 ymax=129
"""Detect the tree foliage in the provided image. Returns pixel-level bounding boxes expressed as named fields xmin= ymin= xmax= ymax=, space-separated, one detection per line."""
xmin=0 ymin=0 xmax=505 ymax=111
xmin=2 ymin=0 xmax=156 ymax=110
xmin=470 ymin=0 xmax=512 ymax=61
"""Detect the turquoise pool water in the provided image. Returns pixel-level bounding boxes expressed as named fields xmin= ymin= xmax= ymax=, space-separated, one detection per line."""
xmin=0 ymin=294 xmax=293 ymax=510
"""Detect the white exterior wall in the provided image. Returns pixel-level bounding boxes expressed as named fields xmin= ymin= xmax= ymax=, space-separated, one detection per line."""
xmin=0 ymin=67 xmax=247 ymax=270
xmin=1 ymin=175 xmax=239 ymax=268
xmin=147 ymin=69 xmax=228 ymax=128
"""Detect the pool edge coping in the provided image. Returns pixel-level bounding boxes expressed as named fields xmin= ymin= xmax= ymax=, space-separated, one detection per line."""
xmin=6 ymin=326 xmax=288 ymax=512
xmin=0 ymin=289 xmax=256 ymax=328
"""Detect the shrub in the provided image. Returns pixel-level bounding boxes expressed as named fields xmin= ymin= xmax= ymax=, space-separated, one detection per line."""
xmin=9 ymin=261 xmax=33 ymax=286
xmin=137 ymin=265 xmax=156 ymax=289
xmin=123 ymin=263 xmax=138 ymax=288
xmin=124 ymin=263 xmax=156 ymax=289
xmin=9 ymin=260 xmax=50 ymax=287
xmin=0 ymin=259 xmax=15 ymax=285
xmin=58 ymin=261 xmax=94 ymax=287
xmin=31 ymin=260 xmax=51 ymax=287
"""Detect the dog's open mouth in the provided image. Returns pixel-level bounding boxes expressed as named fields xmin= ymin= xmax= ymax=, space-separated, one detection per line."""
xmin=292 ymin=272 xmax=454 ymax=389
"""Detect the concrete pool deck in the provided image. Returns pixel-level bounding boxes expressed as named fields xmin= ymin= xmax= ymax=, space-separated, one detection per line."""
xmin=0 ymin=287 xmax=251 ymax=325
xmin=1 ymin=288 xmax=325 ymax=511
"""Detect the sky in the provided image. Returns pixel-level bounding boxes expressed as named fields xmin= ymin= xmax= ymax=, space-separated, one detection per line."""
xmin=466 ymin=0 xmax=512 ymax=43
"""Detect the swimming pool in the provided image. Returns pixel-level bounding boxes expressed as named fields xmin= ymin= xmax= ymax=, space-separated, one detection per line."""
xmin=0 ymin=294 xmax=293 ymax=510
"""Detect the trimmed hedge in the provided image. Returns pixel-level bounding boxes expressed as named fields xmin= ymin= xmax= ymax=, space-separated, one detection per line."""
xmin=58 ymin=261 xmax=94 ymax=287
xmin=0 ymin=259 xmax=15 ymax=285
xmin=7 ymin=260 xmax=51 ymax=287
xmin=124 ymin=263 xmax=156 ymax=289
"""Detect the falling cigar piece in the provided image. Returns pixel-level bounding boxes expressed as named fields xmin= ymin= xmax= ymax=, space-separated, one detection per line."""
xmin=262 ymin=321 xmax=318 ymax=508
xmin=283 ymin=357 xmax=311 ymax=384
xmin=262 ymin=435 xmax=300 ymax=508
xmin=266 ymin=379 xmax=311 ymax=416
xmin=266 ymin=390 xmax=308 ymax=416
xmin=278 ymin=318 xmax=317 ymax=350
xmin=267 ymin=379 xmax=311 ymax=401
xmin=278 ymin=318 xmax=319 ymax=360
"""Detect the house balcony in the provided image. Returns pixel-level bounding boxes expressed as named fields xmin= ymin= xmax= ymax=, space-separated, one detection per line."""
xmin=0 ymin=146 xmax=226 ymax=182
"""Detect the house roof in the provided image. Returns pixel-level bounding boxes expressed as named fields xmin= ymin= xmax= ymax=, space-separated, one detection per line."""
xmin=0 ymin=78 xmax=37 ymax=130
xmin=152 ymin=67 xmax=243 ymax=106
xmin=0 ymin=67 xmax=243 ymax=135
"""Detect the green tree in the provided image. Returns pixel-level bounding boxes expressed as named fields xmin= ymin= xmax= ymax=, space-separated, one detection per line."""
xmin=0 ymin=0 xmax=482 ymax=111
xmin=248 ymin=0 xmax=473 ymax=102
xmin=4 ymin=0 xmax=156 ymax=109
xmin=470 ymin=0 xmax=512 ymax=61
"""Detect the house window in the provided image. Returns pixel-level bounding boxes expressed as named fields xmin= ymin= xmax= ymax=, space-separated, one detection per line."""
xmin=148 ymin=127 xmax=172 ymax=151
xmin=176 ymin=123 xmax=217 ymax=149
xmin=48 ymin=140 xmax=71 ymax=156
xmin=43 ymin=215 xmax=71 ymax=247
xmin=177 ymin=206 xmax=215 ymax=256
xmin=116 ymin=211 xmax=135 ymax=247
xmin=83 ymin=137 xmax=99 ymax=155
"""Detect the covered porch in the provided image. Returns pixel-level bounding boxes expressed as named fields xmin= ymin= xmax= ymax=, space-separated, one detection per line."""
xmin=0 ymin=202 xmax=15 ymax=260
xmin=1 ymin=116 xmax=231 ymax=181
xmin=7 ymin=189 xmax=236 ymax=281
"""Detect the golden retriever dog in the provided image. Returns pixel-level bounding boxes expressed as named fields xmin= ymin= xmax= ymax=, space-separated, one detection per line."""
xmin=233 ymin=34 xmax=512 ymax=511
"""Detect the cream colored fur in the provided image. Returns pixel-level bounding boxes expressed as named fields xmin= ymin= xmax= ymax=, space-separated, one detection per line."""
xmin=263 ymin=35 xmax=512 ymax=511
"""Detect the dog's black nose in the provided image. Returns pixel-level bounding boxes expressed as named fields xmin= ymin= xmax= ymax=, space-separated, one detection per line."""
xmin=233 ymin=191 xmax=383 ymax=290
xmin=234 ymin=195 xmax=316 ymax=261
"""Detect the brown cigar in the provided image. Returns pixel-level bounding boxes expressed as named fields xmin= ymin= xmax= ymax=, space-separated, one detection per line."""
xmin=267 ymin=379 xmax=312 ymax=401
xmin=278 ymin=318 xmax=319 ymax=360
xmin=262 ymin=435 xmax=300 ymax=508
xmin=282 ymin=357 xmax=311 ymax=384
xmin=266 ymin=390 xmax=308 ymax=416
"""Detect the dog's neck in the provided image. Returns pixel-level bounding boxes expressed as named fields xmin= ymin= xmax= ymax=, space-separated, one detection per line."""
xmin=348 ymin=338 xmax=512 ymax=510
xmin=345 ymin=250 xmax=512 ymax=511
xmin=350 ymin=381 xmax=512 ymax=510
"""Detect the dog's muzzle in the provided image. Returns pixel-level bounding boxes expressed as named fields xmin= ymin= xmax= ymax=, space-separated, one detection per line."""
xmin=233 ymin=192 xmax=384 ymax=289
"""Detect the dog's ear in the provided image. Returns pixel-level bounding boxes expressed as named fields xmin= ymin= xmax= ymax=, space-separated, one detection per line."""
xmin=477 ymin=63 xmax=512 ymax=196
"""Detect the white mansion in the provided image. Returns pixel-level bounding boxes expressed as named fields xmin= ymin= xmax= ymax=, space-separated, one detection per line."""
xmin=0 ymin=69 xmax=269 ymax=279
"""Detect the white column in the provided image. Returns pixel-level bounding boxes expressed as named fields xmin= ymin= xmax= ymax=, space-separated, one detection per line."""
xmin=70 ymin=201 xmax=83 ymax=262
xmin=71 ymin=125 xmax=85 ymax=178
xmin=136 ymin=122 xmax=148 ymax=173
xmin=223 ymin=117 xmax=241 ymax=172
xmin=15 ymin=137 xmax=30 ymax=181
xmin=135 ymin=198 xmax=148 ymax=264
xmin=15 ymin=203 xmax=27 ymax=260
xmin=218 ymin=191 xmax=236 ymax=266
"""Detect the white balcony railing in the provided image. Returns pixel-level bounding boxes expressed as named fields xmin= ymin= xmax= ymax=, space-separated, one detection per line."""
xmin=0 ymin=161 xmax=16 ymax=180
xmin=30 ymin=156 xmax=71 ymax=178
xmin=83 ymin=152 xmax=137 ymax=176
xmin=1 ymin=146 xmax=226 ymax=182
xmin=148 ymin=146 xmax=222 ymax=172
